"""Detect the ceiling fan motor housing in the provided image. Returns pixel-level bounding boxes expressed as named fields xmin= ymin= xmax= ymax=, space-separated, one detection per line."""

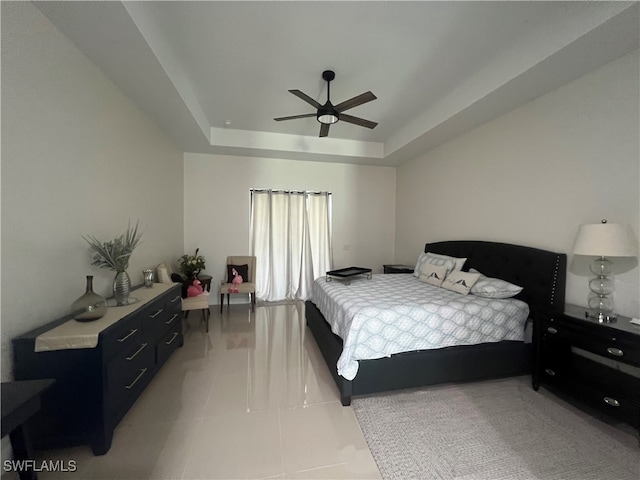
xmin=317 ymin=70 xmax=338 ymax=124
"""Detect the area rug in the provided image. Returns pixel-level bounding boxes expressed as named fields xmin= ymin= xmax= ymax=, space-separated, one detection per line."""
xmin=351 ymin=376 xmax=639 ymax=480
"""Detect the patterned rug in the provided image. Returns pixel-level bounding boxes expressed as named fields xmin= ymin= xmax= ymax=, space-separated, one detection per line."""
xmin=352 ymin=376 xmax=639 ymax=480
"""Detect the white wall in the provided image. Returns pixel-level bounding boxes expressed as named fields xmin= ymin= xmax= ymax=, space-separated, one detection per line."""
xmin=0 ymin=2 xmax=184 ymax=381
xmin=396 ymin=51 xmax=640 ymax=317
xmin=183 ymin=153 xmax=396 ymax=303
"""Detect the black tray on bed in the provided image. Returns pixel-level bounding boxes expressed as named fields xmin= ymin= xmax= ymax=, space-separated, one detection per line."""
xmin=326 ymin=267 xmax=372 ymax=285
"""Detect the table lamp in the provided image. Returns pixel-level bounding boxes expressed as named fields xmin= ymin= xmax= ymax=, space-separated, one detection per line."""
xmin=572 ymin=220 xmax=638 ymax=322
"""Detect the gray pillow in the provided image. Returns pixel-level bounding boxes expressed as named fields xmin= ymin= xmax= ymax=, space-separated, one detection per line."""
xmin=414 ymin=252 xmax=456 ymax=278
xmin=469 ymin=268 xmax=523 ymax=299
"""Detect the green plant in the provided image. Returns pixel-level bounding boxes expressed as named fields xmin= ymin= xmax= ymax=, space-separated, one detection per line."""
xmin=179 ymin=248 xmax=206 ymax=278
xmin=82 ymin=221 xmax=144 ymax=272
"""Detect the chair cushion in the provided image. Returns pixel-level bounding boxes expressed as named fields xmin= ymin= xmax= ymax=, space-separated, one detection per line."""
xmin=227 ymin=264 xmax=249 ymax=283
xmin=181 ymin=291 xmax=210 ymax=310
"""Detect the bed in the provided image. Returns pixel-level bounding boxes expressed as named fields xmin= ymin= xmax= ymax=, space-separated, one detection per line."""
xmin=305 ymin=240 xmax=567 ymax=406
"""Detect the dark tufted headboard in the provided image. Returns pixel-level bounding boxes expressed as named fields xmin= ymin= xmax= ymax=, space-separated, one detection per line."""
xmin=425 ymin=241 xmax=566 ymax=310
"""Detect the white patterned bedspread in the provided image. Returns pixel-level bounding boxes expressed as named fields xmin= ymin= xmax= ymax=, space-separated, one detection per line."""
xmin=312 ymin=274 xmax=529 ymax=380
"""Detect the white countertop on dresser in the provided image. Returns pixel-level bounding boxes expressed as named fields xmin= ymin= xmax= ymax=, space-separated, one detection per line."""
xmin=35 ymin=282 xmax=180 ymax=352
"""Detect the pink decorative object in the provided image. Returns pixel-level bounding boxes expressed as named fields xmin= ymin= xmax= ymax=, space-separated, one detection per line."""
xmin=187 ymin=278 xmax=204 ymax=297
xmin=229 ymin=267 xmax=243 ymax=293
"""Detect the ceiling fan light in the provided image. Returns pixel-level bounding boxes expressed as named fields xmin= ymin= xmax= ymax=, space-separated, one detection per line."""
xmin=317 ymin=113 xmax=338 ymax=125
xmin=317 ymin=106 xmax=339 ymax=125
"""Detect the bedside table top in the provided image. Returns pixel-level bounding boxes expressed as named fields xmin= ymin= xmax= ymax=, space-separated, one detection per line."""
xmin=560 ymin=304 xmax=639 ymax=336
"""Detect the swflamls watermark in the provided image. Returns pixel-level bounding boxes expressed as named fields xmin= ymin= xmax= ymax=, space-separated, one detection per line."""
xmin=3 ymin=459 xmax=77 ymax=473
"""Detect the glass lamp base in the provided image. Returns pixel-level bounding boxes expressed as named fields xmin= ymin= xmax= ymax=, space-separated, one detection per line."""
xmin=585 ymin=310 xmax=617 ymax=323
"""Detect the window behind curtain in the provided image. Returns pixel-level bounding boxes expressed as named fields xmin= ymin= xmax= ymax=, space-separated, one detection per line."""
xmin=250 ymin=189 xmax=333 ymax=302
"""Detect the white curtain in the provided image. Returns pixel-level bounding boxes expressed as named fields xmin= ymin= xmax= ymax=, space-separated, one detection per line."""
xmin=250 ymin=190 xmax=333 ymax=302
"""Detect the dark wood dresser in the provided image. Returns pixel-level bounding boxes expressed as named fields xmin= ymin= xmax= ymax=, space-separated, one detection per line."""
xmin=533 ymin=304 xmax=640 ymax=438
xmin=12 ymin=283 xmax=183 ymax=455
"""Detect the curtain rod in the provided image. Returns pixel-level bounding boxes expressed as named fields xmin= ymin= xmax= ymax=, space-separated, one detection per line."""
xmin=250 ymin=189 xmax=331 ymax=195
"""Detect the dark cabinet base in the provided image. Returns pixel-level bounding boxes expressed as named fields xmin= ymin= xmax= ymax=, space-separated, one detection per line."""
xmin=533 ymin=305 xmax=640 ymax=441
xmin=12 ymin=284 xmax=183 ymax=455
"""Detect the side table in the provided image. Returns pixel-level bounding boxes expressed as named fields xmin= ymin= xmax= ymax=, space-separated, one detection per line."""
xmin=2 ymin=379 xmax=55 ymax=480
xmin=533 ymin=304 xmax=640 ymax=440
xmin=197 ymin=274 xmax=212 ymax=292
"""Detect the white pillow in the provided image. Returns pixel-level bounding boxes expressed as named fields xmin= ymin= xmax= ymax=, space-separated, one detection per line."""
xmin=425 ymin=252 xmax=467 ymax=272
xmin=413 ymin=252 xmax=456 ymax=278
xmin=442 ymin=270 xmax=481 ymax=295
xmin=469 ymin=268 xmax=523 ymax=299
xmin=156 ymin=263 xmax=171 ymax=283
xmin=418 ymin=263 xmax=448 ymax=287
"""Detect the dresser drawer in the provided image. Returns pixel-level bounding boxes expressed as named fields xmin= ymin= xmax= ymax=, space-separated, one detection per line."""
xmin=157 ymin=323 xmax=182 ymax=366
xmin=541 ymin=317 xmax=640 ymax=367
xmin=101 ymin=315 xmax=143 ymax=361
xmin=575 ymin=335 xmax=640 ymax=368
xmin=140 ymin=296 xmax=170 ymax=340
xmin=570 ymin=380 xmax=640 ymax=429
xmin=105 ymin=340 xmax=154 ymax=410
xmin=166 ymin=291 xmax=182 ymax=312
xmin=106 ymin=340 xmax=154 ymax=392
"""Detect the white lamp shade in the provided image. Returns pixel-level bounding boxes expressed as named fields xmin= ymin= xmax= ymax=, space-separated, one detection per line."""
xmin=572 ymin=222 xmax=638 ymax=257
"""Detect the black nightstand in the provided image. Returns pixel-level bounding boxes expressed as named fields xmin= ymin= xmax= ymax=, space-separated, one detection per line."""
xmin=533 ymin=304 xmax=640 ymax=438
xmin=383 ymin=264 xmax=414 ymax=274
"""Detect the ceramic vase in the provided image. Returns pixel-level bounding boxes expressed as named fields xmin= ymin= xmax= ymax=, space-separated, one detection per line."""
xmin=71 ymin=275 xmax=107 ymax=322
xmin=113 ymin=270 xmax=131 ymax=306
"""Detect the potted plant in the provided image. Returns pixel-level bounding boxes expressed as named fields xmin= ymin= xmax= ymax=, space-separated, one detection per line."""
xmin=82 ymin=221 xmax=144 ymax=305
xmin=179 ymin=248 xmax=206 ymax=280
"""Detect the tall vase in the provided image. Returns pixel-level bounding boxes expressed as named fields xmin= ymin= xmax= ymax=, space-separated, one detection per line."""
xmin=71 ymin=275 xmax=107 ymax=322
xmin=113 ymin=270 xmax=131 ymax=306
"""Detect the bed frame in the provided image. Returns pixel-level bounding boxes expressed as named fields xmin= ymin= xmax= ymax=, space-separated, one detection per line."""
xmin=305 ymin=240 xmax=567 ymax=406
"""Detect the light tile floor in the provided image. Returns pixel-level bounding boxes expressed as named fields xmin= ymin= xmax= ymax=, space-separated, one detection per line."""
xmin=5 ymin=303 xmax=382 ymax=480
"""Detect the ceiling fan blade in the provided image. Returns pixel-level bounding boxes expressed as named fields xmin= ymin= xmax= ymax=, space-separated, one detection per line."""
xmin=289 ymin=90 xmax=323 ymax=109
xmin=339 ymin=114 xmax=378 ymax=129
xmin=274 ymin=113 xmax=317 ymax=121
xmin=334 ymin=91 xmax=377 ymax=112
xmin=319 ymin=123 xmax=330 ymax=137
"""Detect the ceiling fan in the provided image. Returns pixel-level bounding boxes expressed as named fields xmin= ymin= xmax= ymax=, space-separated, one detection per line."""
xmin=274 ymin=70 xmax=378 ymax=137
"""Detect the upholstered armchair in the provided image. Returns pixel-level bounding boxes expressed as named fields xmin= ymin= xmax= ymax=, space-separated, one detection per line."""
xmin=157 ymin=261 xmax=210 ymax=332
xmin=219 ymin=256 xmax=256 ymax=313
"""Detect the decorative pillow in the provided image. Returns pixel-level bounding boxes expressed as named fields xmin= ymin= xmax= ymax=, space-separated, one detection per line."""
xmin=418 ymin=263 xmax=448 ymax=287
xmin=170 ymin=272 xmax=188 ymax=298
xmin=425 ymin=252 xmax=467 ymax=272
xmin=227 ymin=264 xmax=249 ymax=284
xmin=442 ymin=270 xmax=481 ymax=295
xmin=413 ymin=252 xmax=456 ymax=278
xmin=157 ymin=263 xmax=171 ymax=283
xmin=469 ymin=268 xmax=523 ymax=299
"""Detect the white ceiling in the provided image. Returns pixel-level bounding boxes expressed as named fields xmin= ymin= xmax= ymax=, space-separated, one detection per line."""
xmin=34 ymin=1 xmax=639 ymax=166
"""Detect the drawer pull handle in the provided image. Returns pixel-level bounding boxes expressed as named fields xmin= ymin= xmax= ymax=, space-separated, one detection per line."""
xmin=117 ymin=329 xmax=138 ymax=342
xmin=125 ymin=368 xmax=147 ymax=390
xmin=545 ymin=368 xmax=556 ymax=376
xmin=165 ymin=313 xmax=179 ymax=325
xmin=603 ymin=397 xmax=620 ymax=407
xmin=165 ymin=332 xmax=179 ymax=345
xmin=170 ymin=295 xmax=181 ymax=303
xmin=149 ymin=309 xmax=164 ymax=319
xmin=126 ymin=343 xmax=148 ymax=361
xmin=547 ymin=327 xmax=558 ymax=334
xmin=606 ymin=347 xmax=623 ymax=357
